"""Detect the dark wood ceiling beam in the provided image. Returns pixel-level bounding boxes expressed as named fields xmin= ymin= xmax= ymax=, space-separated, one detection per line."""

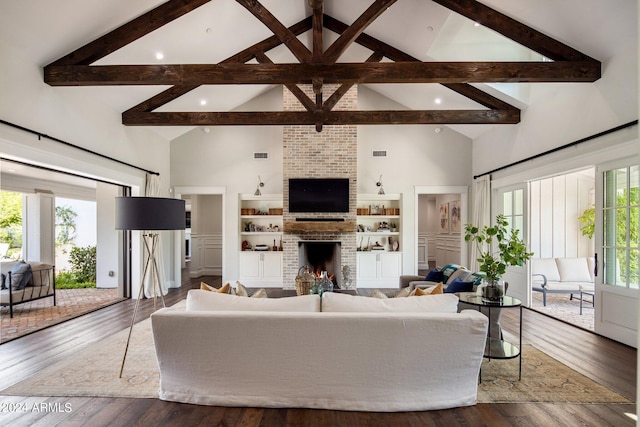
xmin=310 ymin=0 xmax=323 ymax=62
xmin=322 ymin=15 xmax=517 ymax=111
xmin=255 ymin=52 xmax=316 ymax=112
xmin=322 ymin=0 xmax=396 ymax=63
xmin=122 ymin=109 xmax=520 ymax=126
xmin=48 ymin=0 xmax=211 ymax=66
xmin=226 ymin=17 xmax=312 ymax=63
xmin=235 ymin=0 xmax=311 ymax=63
xmin=431 ymin=0 xmax=597 ymax=62
xmin=123 ymin=17 xmax=313 ymax=115
xmin=46 ymin=61 xmax=600 ymax=86
xmin=324 ymin=50 xmax=385 ymax=111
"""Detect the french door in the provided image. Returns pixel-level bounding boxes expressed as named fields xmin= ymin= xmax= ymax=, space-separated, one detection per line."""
xmin=494 ymin=184 xmax=530 ymax=306
xmin=594 ymin=160 xmax=639 ymax=347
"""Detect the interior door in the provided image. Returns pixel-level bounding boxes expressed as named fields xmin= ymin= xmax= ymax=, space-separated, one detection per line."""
xmin=594 ymin=161 xmax=639 ymax=347
xmin=495 ymin=184 xmax=530 ymax=306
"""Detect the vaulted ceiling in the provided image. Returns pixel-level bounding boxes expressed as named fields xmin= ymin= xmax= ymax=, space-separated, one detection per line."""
xmin=2 ymin=0 xmax=626 ymax=140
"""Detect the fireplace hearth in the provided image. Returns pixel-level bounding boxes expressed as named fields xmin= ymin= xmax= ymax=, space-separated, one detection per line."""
xmin=299 ymin=241 xmax=341 ymax=288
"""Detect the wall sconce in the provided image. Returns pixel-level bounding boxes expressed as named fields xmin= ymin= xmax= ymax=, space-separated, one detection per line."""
xmin=376 ymin=175 xmax=385 ymax=195
xmin=254 ymin=175 xmax=264 ymax=196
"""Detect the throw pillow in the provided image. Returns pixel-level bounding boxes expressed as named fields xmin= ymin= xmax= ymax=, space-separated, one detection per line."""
xmin=409 ymin=282 xmax=443 ymax=296
xmin=10 ymin=261 xmax=32 ymax=291
xmin=444 ymin=277 xmax=474 ymax=293
xmin=424 ymin=268 xmax=443 ymax=282
xmin=250 ymin=288 xmax=268 ymax=298
xmin=200 ymin=282 xmax=232 ymax=294
xmin=394 ymin=287 xmax=411 ymax=298
xmin=371 ymin=289 xmax=389 ymax=299
xmin=235 ymin=281 xmax=249 ymax=297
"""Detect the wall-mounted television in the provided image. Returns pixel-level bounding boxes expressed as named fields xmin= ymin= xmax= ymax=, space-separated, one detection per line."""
xmin=288 ymin=178 xmax=349 ymax=213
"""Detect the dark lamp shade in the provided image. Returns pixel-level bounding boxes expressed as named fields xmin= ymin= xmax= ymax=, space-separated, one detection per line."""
xmin=115 ymin=197 xmax=186 ymax=230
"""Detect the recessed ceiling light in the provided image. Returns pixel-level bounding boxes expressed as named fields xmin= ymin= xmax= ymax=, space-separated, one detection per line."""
xmin=435 ymin=127 xmax=442 ymax=134
xmin=474 ymin=22 xmax=481 ymax=27
xmin=426 ymin=26 xmax=434 ymax=32
xmin=155 ymin=52 xmax=164 ymax=60
xmin=200 ymin=99 xmax=207 ymax=106
xmin=434 ymin=98 xmax=442 ymax=105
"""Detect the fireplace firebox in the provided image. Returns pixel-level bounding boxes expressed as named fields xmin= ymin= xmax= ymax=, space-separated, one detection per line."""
xmin=298 ymin=241 xmax=341 ymax=288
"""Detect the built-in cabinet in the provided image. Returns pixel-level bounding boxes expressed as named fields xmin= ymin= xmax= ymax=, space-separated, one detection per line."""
xmin=356 ymin=194 xmax=402 ymax=287
xmin=238 ymin=194 xmax=283 ymax=286
xmin=237 ymin=193 xmax=405 ymax=288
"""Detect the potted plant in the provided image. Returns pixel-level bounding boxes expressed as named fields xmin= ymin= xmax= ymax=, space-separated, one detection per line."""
xmin=464 ymin=214 xmax=533 ymax=301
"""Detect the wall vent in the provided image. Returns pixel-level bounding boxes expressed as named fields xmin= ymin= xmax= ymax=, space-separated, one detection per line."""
xmin=253 ymin=152 xmax=269 ymax=160
xmin=372 ymin=150 xmax=387 ymax=158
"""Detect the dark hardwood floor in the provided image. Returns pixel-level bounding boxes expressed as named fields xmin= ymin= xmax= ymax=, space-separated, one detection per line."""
xmin=0 ymin=278 xmax=636 ymax=426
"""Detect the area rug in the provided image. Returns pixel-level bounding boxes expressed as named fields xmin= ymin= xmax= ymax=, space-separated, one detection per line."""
xmin=0 ymin=302 xmax=630 ymax=405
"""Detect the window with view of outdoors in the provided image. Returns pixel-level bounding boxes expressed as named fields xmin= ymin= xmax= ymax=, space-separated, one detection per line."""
xmin=603 ymin=165 xmax=640 ymax=289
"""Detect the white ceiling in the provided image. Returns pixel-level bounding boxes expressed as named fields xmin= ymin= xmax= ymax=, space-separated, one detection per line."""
xmin=0 ymin=0 xmax=635 ymax=141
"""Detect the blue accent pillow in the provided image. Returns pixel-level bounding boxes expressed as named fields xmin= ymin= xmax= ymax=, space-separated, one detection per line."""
xmin=10 ymin=261 xmax=32 ymax=291
xmin=444 ymin=277 xmax=474 ymax=293
xmin=424 ymin=268 xmax=443 ymax=282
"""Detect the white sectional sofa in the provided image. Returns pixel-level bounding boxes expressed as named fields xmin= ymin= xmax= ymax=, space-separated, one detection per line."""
xmin=151 ymin=290 xmax=488 ymax=412
xmin=531 ymin=257 xmax=595 ymax=306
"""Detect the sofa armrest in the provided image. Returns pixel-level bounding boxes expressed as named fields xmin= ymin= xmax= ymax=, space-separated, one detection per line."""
xmin=399 ymin=275 xmax=424 ymax=288
xmin=532 ymin=273 xmax=547 ymax=288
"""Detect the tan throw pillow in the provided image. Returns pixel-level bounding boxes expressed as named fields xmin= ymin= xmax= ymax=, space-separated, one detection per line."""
xmin=200 ymin=282 xmax=232 ymax=294
xmin=371 ymin=289 xmax=389 ymax=299
xmin=250 ymin=288 xmax=268 ymax=298
xmin=394 ymin=287 xmax=412 ymax=298
xmin=235 ymin=281 xmax=249 ymax=297
xmin=411 ymin=283 xmax=444 ymax=296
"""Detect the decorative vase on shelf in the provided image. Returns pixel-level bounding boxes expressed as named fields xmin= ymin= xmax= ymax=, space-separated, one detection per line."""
xmin=481 ymin=279 xmax=505 ymax=302
xmin=318 ymin=271 xmax=333 ymax=293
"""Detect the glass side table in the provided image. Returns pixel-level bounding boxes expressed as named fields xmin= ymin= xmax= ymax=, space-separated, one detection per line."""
xmin=458 ymin=292 xmax=523 ymax=381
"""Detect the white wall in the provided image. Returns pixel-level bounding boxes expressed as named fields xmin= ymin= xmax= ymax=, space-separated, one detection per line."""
xmin=0 ymin=39 xmax=176 ymax=295
xmin=170 ymin=85 xmax=474 ymax=281
xmin=96 ymin=182 xmax=119 ymax=288
xmin=530 ymin=171 xmax=595 ymax=259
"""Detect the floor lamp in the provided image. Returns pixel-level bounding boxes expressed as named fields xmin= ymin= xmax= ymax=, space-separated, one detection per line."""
xmin=115 ymin=196 xmax=185 ymax=378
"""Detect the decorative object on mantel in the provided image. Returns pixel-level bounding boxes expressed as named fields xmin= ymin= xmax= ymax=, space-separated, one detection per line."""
xmin=464 ymin=214 xmax=533 ymax=302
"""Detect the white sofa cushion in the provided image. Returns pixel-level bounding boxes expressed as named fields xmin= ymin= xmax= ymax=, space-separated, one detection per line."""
xmin=321 ymin=291 xmax=458 ymax=313
xmin=531 ymin=258 xmax=561 ymax=282
xmin=555 ymin=258 xmax=592 ymax=283
xmin=186 ymin=289 xmax=321 ymax=312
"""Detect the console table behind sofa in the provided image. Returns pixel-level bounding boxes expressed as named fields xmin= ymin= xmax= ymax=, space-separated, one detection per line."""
xmin=1 ymin=262 xmax=56 ymax=318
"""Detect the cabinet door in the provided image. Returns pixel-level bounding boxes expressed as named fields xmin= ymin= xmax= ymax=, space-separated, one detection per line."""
xmin=239 ymin=252 xmax=261 ymax=280
xmin=262 ymin=252 xmax=283 ymax=279
xmin=379 ymin=253 xmax=402 ymax=279
xmin=357 ymin=253 xmax=379 ymax=279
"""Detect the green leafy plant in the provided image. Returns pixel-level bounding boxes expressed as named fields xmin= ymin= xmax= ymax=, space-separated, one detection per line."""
xmin=68 ymin=245 xmax=96 ymax=284
xmin=578 ymin=206 xmax=595 ymax=239
xmin=55 ymin=271 xmax=96 ymax=289
xmin=464 ymin=214 xmax=534 ymax=284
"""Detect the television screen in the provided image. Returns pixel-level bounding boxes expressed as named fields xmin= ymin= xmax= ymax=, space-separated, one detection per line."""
xmin=288 ymin=178 xmax=349 ymax=213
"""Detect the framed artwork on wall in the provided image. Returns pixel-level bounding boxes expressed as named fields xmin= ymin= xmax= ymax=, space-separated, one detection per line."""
xmin=450 ymin=200 xmax=461 ymax=232
xmin=439 ymin=202 xmax=449 ymax=233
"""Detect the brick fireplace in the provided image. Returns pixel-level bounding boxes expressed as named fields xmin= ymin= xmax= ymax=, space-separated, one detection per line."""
xmin=282 ymin=84 xmax=357 ymax=289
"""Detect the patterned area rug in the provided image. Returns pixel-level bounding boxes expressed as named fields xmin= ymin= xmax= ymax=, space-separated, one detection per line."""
xmin=0 ymin=300 xmax=630 ymax=405
xmin=530 ymin=292 xmax=594 ymax=331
